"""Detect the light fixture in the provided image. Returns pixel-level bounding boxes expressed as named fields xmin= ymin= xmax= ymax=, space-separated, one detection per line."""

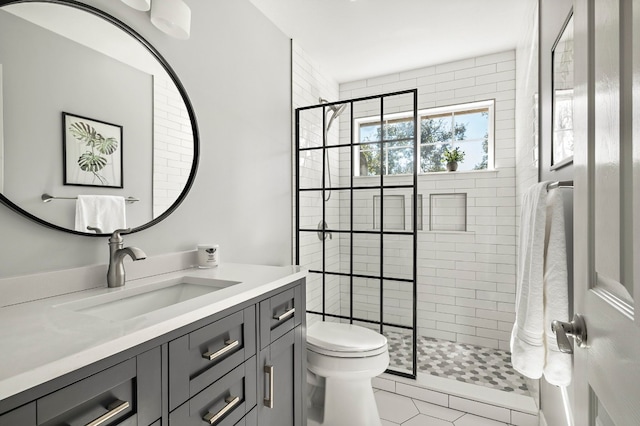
xmin=120 ymin=0 xmax=150 ymax=12
xmin=150 ymin=0 xmax=191 ymax=40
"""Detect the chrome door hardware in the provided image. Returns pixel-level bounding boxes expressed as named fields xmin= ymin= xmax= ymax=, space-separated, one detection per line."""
xmin=86 ymin=400 xmax=130 ymax=426
xmin=274 ymin=307 xmax=296 ymax=321
xmin=264 ymin=365 xmax=274 ymax=408
xmin=203 ymin=396 xmax=240 ymax=424
xmin=551 ymin=314 xmax=587 ymax=354
xmin=202 ymin=339 xmax=239 ymax=361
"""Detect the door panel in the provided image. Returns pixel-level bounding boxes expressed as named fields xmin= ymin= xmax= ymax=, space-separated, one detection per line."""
xmin=573 ymin=0 xmax=640 ymax=424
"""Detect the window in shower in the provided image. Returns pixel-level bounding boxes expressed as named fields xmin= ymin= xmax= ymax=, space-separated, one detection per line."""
xmin=296 ymin=89 xmax=419 ymax=379
xmin=355 ymin=99 xmax=494 ymax=176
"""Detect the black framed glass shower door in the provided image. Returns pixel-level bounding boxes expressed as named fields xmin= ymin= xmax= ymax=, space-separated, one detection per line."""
xmin=295 ymin=89 xmax=418 ymax=378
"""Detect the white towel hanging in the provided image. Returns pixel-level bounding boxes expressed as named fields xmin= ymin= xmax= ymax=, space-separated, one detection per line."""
xmin=75 ymin=195 xmax=126 ymax=233
xmin=510 ymin=182 xmax=571 ymax=386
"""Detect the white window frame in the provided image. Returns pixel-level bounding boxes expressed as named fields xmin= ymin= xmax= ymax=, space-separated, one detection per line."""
xmin=354 ymin=99 xmax=495 ymax=176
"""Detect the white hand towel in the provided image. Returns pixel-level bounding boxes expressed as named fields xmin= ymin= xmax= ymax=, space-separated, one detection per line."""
xmin=75 ymin=195 xmax=126 ymax=233
xmin=511 ymin=182 xmax=572 ymax=385
xmin=543 ymin=188 xmax=572 ymax=386
xmin=511 ymin=182 xmax=548 ymax=379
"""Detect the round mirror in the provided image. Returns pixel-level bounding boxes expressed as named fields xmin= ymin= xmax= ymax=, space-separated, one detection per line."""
xmin=0 ymin=0 xmax=199 ymax=236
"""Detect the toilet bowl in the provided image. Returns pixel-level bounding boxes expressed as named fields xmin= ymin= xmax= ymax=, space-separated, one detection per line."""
xmin=306 ymin=322 xmax=389 ymax=426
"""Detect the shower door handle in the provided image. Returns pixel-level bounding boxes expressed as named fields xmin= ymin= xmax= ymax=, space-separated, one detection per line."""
xmin=551 ymin=314 xmax=587 ymax=354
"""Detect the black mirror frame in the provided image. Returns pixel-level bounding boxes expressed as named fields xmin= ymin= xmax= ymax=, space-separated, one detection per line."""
xmin=0 ymin=0 xmax=199 ymax=237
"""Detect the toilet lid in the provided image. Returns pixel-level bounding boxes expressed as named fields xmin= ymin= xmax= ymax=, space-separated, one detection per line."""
xmin=307 ymin=322 xmax=387 ymax=353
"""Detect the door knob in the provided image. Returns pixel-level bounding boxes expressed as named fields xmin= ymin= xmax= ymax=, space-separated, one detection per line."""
xmin=551 ymin=314 xmax=587 ymax=354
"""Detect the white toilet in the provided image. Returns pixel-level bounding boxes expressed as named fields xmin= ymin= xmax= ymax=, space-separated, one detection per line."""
xmin=306 ymin=321 xmax=389 ymax=426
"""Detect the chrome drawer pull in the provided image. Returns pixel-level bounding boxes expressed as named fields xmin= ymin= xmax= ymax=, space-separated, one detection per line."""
xmin=264 ymin=365 xmax=274 ymax=409
xmin=86 ymin=400 xmax=130 ymax=426
xmin=203 ymin=395 xmax=240 ymax=425
xmin=274 ymin=307 xmax=295 ymax=321
xmin=202 ymin=339 xmax=239 ymax=361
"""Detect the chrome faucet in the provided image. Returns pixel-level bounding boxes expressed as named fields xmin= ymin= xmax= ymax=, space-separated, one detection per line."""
xmin=107 ymin=228 xmax=147 ymax=288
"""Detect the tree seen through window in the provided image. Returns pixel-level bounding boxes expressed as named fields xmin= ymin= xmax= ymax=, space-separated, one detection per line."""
xmin=358 ymin=103 xmax=491 ymax=175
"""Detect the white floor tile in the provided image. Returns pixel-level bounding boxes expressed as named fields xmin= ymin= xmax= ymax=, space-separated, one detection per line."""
xmin=381 ymin=420 xmax=401 ymax=426
xmin=402 ymin=414 xmax=454 ymax=426
xmin=396 ymin=382 xmax=449 ymax=406
xmin=375 ymin=390 xmax=420 ymax=424
xmin=449 ymin=396 xmax=511 ymax=423
xmin=373 ymin=376 xmax=397 ymax=393
xmin=413 ymin=399 xmax=465 ymax=422
xmin=511 ymin=410 xmax=539 ymax=426
xmin=454 ymin=413 xmax=509 ymax=426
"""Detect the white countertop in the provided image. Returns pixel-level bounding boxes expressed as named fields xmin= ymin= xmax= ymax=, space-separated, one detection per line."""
xmin=0 ymin=262 xmax=305 ymax=402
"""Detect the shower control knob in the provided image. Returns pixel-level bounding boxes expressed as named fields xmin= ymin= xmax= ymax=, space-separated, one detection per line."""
xmin=551 ymin=314 xmax=587 ymax=354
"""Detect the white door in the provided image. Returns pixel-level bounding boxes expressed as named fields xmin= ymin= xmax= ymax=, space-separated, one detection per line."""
xmin=572 ymin=0 xmax=640 ymax=424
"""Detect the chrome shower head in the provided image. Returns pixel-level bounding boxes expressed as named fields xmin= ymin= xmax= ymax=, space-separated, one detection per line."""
xmin=319 ymin=97 xmax=347 ymax=118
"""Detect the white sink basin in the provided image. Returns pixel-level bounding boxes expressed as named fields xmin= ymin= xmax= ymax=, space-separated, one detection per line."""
xmin=58 ymin=276 xmax=240 ymax=321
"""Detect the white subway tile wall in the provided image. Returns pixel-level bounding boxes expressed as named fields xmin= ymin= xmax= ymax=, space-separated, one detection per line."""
xmin=292 ymin=43 xmax=341 ymax=327
xmin=294 ymin=46 xmax=517 ymax=350
xmin=338 ymin=51 xmax=517 ymax=350
xmin=153 ymin=76 xmax=193 ymax=218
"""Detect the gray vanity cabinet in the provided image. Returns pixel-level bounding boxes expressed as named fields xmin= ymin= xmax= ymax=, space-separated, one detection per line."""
xmin=0 ymin=279 xmax=305 ymax=426
xmin=258 ymin=327 xmax=304 ymax=426
xmin=168 ymin=306 xmax=256 ymax=412
xmin=257 ymin=286 xmax=305 ymax=426
xmin=0 ymin=402 xmax=35 ymax=425
xmin=168 ymin=357 xmax=256 ymax=425
xmin=0 ymin=347 xmax=162 ymax=426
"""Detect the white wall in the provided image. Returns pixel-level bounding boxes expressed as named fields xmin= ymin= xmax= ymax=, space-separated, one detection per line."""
xmin=292 ymin=42 xmax=341 ymax=327
xmin=0 ymin=0 xmax=292 ymax=278
xmin=339 ymin=51 xmax=518 ymax=350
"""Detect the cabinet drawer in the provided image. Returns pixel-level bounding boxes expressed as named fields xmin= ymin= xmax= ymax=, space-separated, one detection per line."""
xmin=38 ymin=358 xmax=136 ymax=426
xmin=169 ymin=357 xmax=257 ymax=426
xmin=35 ymin=347 xmax=161 ymax=426
xmin=0 ymin=402 xmax=35 ymax=426
xmin=169 ymin=306 xmax=256 ymax=411
xmin=234 ymin=406 xmax=257 ymax=426
xmin=259 ymin=286 xmax=303 ymax=349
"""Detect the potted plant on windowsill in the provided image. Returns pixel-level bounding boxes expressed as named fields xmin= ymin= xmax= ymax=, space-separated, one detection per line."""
xmin=443 ymin=147 xmax=465 ymax=172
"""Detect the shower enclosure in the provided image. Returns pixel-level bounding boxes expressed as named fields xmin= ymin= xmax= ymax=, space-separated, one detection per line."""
xmin=295 ymin=90 xmax=419 ymax=378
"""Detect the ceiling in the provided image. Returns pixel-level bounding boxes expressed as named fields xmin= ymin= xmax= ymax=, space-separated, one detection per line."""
xmin=249 ymin=0 xmax=531 ymax=83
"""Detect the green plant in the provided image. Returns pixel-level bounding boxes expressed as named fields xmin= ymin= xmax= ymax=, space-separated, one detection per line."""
xmin=442 ymin=147 xmax=465 ymax=163
xmin=69 ymin=121 xmax=118 ymax=185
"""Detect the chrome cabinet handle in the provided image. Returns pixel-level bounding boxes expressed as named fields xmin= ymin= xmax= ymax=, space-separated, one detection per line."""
xmin=203 ymin=396 xmax=240 ymax=425
xmin=86 ymin=400 xmax=130 ymax=426
xmin=264 ymin=365 xmax=274 ymax=408
xmin=274 ymin=307 xmax=295 ymax=321
xmin=551 ymin=314 xmax=587 ymax=354
xmin=202 ymin=339 xmax=239 ymax=361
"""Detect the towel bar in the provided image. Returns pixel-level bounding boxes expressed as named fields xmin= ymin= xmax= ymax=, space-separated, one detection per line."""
xmin=546 ymin=180 xmax=573 ymax=191
xmin=41 ymin=193 xmax=139 ymax=203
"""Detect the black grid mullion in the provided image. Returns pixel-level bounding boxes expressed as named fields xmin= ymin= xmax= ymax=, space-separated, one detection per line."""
xmin=412 ymin=91 xmax=419 ymax=377
xmin=321 ymin=105 xmax=326 ymax=321
xmin=296 ymin=90 xmax=418 ymax=379
xmin=307 ymin=269 xmax=414 ymax=284
xmin=349 ymin=100 xmax=354 ymax=325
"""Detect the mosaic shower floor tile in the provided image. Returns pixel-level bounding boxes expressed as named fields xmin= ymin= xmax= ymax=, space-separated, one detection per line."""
xmin=385 ymin=331 xmax=530 ymax=396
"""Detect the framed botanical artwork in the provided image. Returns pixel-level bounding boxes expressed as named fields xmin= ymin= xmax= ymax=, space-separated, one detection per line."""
xmin=63 ymin=112 xmax=123 ymax=188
